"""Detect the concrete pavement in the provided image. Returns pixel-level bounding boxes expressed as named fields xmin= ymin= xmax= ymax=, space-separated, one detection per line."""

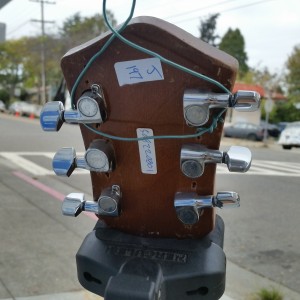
xmin=0 ymin=134 xmax=299 ymax=299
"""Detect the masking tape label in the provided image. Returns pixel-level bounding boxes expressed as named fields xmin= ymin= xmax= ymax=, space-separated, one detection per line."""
xmin=114 ymin=58 xmax=164 ymax=86
xmin=136 ymin=128 xmax=157 ymax=174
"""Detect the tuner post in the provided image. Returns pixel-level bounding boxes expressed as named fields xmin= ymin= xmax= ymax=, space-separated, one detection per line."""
xmin=40 ymin=84 xmax=107 ymax=132
xmin=62 ymin=185 xmax=122 ymax=218
xmin=52 ymin=140 xmax=116 ymax=177
xmin=180 ymin=144 xmax=252 ymax=178
xmin=174 ymin=191 xmax=240 ymax=225
xmin=183 ymin=89 xmax=261 ymax=126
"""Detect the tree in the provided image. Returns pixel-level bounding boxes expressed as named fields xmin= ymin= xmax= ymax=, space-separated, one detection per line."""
xmin=198 ymin=13 xmax=220 ymax=47
xmin=0 ymin=39 xmax=28 ymax=100
xmin=286 ymin=45 xmax=300 ymax=101
xmin=219 ymin=28 xmax=249 ymax=76
xmin=60 ymin=11 xmax=117 ymax=51
xmin=0 ymin=11 xmax=118 ymax=104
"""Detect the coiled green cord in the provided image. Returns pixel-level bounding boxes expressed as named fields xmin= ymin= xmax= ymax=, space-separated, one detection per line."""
xmin=72 ymin=0 xmax=231 ymax=142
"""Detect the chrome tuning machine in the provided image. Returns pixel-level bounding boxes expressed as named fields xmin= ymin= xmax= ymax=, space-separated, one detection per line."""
xmin=40 ymin=84 xmax=107 ymax=131
xmin=174 ymin=191 xmax=240 ymax=225
xmin=52 ymin=139 xmax=116 ymax=176
xmin=183 ymin=89 xmax=261 ymax=126
xmin=62 ymin=185 xmax=121 ymax=217
xmin=180 ymin=144 xmax=252 ymax=178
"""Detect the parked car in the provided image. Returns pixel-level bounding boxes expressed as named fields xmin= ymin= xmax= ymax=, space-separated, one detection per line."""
xmin=278 ymin=121 xmax=300 ymax=149
xmin=8 ymin=101 xmax=36 ymax=117
xmin=277 ymin=122 xmax=289 ymax=133
xmin=224 ymin=122 xmax=265 ymax=141
xmin=0 ymin=100 xmax=6 ymax=112
xmin=260 ymin=121 xmax=280 ymax=138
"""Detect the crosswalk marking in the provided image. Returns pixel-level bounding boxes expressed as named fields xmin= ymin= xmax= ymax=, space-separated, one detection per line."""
xmin=0 ymin=152 xmax=88 ymax=176
xmin=217 ymin=159 xmax=300 ymax=176
xmin=1 ymin=152 xmax=53 ymax=176
xmin=1 ymin=151 xmax=300 ymax=177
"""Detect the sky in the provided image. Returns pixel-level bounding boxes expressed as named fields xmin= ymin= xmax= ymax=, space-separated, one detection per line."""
xmin=0 ymin=0 xmax=299 ymax=74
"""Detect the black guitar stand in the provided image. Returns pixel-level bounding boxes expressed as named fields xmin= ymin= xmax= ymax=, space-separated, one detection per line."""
xmin=76 ymin=215 xmax=226 ymax=300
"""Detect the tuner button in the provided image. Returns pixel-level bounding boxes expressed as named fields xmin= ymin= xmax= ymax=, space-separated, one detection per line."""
xmin=40 ymin=101 xmax=64 ymax=131
xmin=52 ymin=147 xmax=77 ymax=176
xmin=233 ymin=90 xmax=261 ymax=112
xmin=223 ymin=146 xmax=252 ymax=172
xmin=62 ymin=193 xmax=84 ymax=217
xmin=213 ymin=191 xmax=240 ymax=208
xmin=62 ymin=193 xmax=99 ymax=217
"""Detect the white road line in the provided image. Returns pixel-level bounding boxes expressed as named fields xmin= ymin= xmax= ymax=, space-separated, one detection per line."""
xmin=0 ymin=152 xmax=53 ymax=176
xmin=218 ymin=159 xmax=300 ymax=176
xmin=259 ymin=160 xmax=300 ymax=171
xmin=254 ymin=160 xmax=300 ymax=174
xmin=0 ymin=152 xmax=88 ymax=176
xmin=1 ymin=152 xmax=300 ymax=178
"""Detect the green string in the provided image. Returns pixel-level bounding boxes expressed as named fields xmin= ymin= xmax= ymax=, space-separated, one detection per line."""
xmin=70 ymin=0 xmax=231 ymax=141
xmin=102 ymin=0 xmax=231 ymax=94
xmin=70 ymin=0 xmax=136 ymax=109
xmin=83 ymin=108 xmax=226 ymax=142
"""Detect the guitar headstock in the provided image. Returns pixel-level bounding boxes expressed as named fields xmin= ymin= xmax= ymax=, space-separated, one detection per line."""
xmin=41 ymin=16 xmax=259 ymax=239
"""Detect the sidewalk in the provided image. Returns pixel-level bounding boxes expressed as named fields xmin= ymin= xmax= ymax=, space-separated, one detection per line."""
xmin=2 ymin=260 xmax=300 ymax=300
xmin=1 ymin=147 xmax=299 ymax=300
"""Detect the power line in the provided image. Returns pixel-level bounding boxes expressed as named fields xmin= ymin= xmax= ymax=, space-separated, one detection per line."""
xmin=7 ymin=20 xmax=30 ymax=36
xmin=173 ymin=0 xmax=278 ymax=24
xmin=164 ymin=0 xmax=239 ymax=20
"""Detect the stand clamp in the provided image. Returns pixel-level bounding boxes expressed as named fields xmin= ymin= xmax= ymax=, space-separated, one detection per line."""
xmin=76 ymin=216 xmax=226 ymax=300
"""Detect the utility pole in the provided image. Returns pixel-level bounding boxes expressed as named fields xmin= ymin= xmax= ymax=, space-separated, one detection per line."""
xmin=31 ymin=0 xmax=55 ymax=104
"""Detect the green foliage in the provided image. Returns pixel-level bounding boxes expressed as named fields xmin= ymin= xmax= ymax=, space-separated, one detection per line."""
xmin=60 ymin=11 xmax=117 ymax=50
xmin=0 ymin=11 xmax=117 ymax=98
xmin=286 ymin=45 xmax=300 ymax=97
xmin=261 ymin=99 xmax=300 ymax=123
xmin=0 ymin=89 xmax=10 ymax=104
xmin=198 ymin=13 xmax=220 ymax=47
xmin=0 ymin=38 xmax=28 ymax=96
xmin=252 ymin=287 xmax=283 ymax=300
xmin=219 ymin=28 xmax=249 ymax=76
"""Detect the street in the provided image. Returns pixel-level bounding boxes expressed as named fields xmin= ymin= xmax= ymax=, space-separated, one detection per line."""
xmin=0 ymin=113 xmax=299 ymax=300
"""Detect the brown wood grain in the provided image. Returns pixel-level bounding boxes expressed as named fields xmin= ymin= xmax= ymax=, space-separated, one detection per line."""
xmin=61 ymin=16 xmax=238 ymax=238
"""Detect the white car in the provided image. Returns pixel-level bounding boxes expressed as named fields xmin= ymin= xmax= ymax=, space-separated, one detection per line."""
xmin=278 ymin=122 xmax=300 ymax=149
xmin=0 ymin=100 xmax=5 ymax=112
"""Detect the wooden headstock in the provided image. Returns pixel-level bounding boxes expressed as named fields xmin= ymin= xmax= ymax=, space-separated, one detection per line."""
xmin=60 ymin=16 xmax=238 ymax=239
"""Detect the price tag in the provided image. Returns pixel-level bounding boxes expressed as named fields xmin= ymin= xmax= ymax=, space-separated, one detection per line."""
xmin=114 ymin=58 xmax=164 ymax=86
xmin=136 ymin=128 xmax=157 ymax=174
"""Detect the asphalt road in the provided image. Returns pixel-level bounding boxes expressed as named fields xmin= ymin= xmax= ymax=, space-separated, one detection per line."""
xmin=0 ymin=113 xmax=299 ymax=300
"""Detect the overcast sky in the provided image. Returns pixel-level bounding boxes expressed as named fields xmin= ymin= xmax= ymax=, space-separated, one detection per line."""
xmin=0 ymin=0 xmax=299 ymax=74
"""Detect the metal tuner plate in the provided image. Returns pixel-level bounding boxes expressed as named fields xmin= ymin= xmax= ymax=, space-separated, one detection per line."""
xmin=174 ymin=191 xmax=240 ymax=225
xmin=183 ymin=89 xmax=261 ymax=126
xmin=53 ymin=140 xmax=115 ymax=177
xmin=180 ymin=144 xmax=252 ymax=178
